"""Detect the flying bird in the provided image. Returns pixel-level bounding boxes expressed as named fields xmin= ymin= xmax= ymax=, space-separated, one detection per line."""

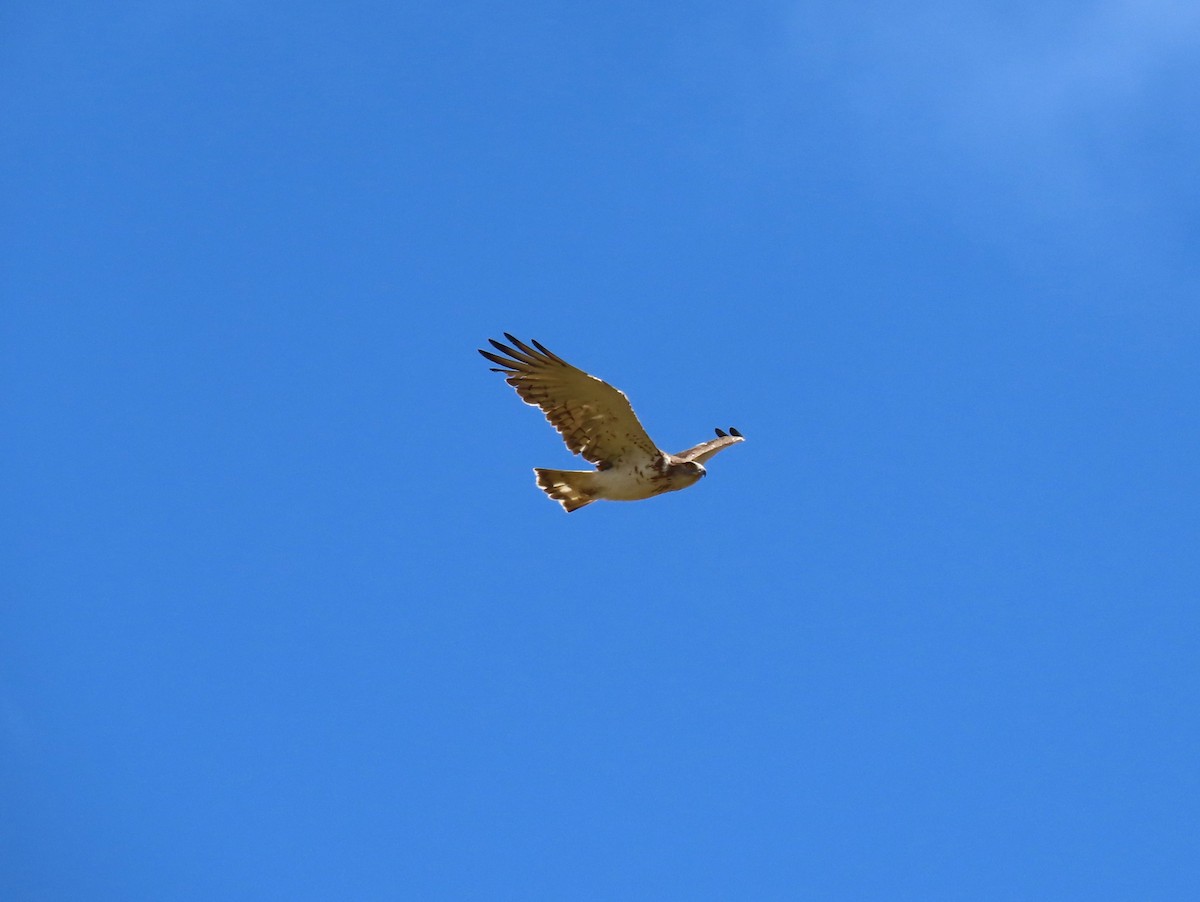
xmin=479 ymin=334 xmax=744 ymax=512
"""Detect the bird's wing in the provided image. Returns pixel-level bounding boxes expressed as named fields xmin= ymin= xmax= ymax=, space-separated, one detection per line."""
xmin=479 ymin=334 xmax=663 ymax=467
xmin=675 ymin=428 xmax=745 ymax=464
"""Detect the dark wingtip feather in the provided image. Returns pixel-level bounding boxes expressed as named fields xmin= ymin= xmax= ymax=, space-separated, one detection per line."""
xmin=715 ymin=428 xmax=727 ymax=437
xmin=491 ymin=335 xmax=541 ymax=365
xmin=502 ymin=332 xmax=531 ymax=353
xmin=488 ymin=337 xmax=516 ymax=355
xmin=530 ymin=339 xmax=567 ymax=364
xmin=479 ymin=348 xmax=521 ymax=370
xmin=502 ymin=333 xmax=541 ymax=357
xmin=729 ymin=427 xmax=742 ymax=437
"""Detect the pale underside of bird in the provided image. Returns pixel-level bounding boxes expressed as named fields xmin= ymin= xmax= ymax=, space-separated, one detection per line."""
xmin=479 ymin=334 xmax=744 ymax=512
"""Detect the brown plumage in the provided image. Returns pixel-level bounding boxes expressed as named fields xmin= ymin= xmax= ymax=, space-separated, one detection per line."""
xmin=479 ymin=334 xmax=744 ymax=511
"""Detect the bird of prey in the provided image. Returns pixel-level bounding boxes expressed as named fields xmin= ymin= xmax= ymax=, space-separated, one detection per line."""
xmin=479 ymin=334 xmax=744 ymax=512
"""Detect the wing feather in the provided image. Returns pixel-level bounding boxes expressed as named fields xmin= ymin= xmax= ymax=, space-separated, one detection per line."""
xmin=479 ymin=337 xmax=663 ymax=466
xmin=676 ymin=429 xmax=745 ymax=464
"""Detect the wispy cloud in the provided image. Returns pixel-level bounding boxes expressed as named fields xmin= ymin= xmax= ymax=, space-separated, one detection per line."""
xmin=994 ymin=1 xmax=1200 ymax=110
xmin=954 ymin=1 xmax=1200 ymax=156
xmin=782 ymin=1 xmax=1200 ymax=274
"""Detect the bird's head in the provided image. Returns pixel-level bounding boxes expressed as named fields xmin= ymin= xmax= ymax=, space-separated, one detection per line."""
xmin=675 ymin=460 xmax=706 ymax=483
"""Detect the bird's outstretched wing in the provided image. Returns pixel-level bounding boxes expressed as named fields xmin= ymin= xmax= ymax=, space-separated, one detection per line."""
xmin=676 ymin=427 xmax=744 ymax=464
xmin=479 ymin=334 xmax=662 ymax=467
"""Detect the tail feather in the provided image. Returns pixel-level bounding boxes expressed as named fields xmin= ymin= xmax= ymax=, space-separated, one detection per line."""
xmin=534 ymin=468 xmax=597 ymax=512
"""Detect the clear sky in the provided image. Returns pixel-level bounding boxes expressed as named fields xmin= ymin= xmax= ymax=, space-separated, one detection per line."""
xmin=4 ymin=2 xmax=1199 ymax=899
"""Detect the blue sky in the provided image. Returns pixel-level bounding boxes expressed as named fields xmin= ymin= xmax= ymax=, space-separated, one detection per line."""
xmin=4 ymin=2 xmax=1199 ymax=899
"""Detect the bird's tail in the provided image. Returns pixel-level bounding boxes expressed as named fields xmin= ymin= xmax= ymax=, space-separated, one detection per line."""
xmin=533 ymin=468 xmax=597 ymax=513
